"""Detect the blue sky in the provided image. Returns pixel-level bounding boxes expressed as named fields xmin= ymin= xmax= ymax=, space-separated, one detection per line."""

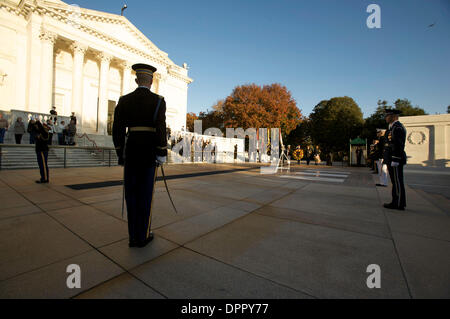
xmin=74 ymin=0 xmax=450 ymax=117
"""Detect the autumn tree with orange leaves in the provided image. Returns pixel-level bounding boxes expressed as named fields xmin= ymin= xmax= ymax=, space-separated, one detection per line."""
xmin=222 ymin=83 xmax=302 ymax=138
xmin=186 ymin=112 xmax=198 ymax=132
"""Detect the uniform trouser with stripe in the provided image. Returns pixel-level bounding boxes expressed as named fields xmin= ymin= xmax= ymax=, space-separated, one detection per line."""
xmin=124 ymin=163 xmax=157 ymax=243
xmin=387 ymin=164 xmax=406 ymax=208
xmin=376 ymin=159 xmax=388 ymax=186
xmin=36 ymin=151 xmax=49 ymax=181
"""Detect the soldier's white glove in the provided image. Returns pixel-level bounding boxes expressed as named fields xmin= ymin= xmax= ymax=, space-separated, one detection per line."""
xmin=156 ymin=156 xmax=167 ymax=165
xmin=391 ymin=161 xmax=399 ymax=167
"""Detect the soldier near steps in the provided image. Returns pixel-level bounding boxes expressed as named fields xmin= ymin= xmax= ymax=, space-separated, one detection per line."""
xmin=382 ymin=109 xmax=407 ymax=210
xmin=112 ymin=63 xmax=168 ymax=248
xmin=32 ymin=120 xmax=50 ymax=184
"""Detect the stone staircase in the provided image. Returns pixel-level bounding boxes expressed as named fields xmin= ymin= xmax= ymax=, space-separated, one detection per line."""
xmin=0 ymin=145 xmax=119 ymax=170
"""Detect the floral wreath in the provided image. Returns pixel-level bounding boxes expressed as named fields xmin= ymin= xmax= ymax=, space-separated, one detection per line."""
xmin=407 ymin=131 xmax=426 ymax=145
xmin=292 ymin=148 xmax=304 ymax=160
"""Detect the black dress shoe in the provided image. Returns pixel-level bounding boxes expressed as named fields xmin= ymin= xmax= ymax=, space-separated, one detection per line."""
xmin=135 ymin=233 xmax=154 ymax=248
xmin=383 ymin=203 xmax=398 ymax=210
xmin=376 ymin=184 xmax=387 ymax=187
xmin=35 ymin=180 xmax=49 ymax=184
xmin=129 ymin=241 xmax=138 ymax=248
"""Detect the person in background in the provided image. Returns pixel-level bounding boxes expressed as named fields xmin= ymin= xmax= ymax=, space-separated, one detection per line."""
xmin=375 ymin=129 xmax=388 ymax=187
xmin=0 ymin=113 xmax=9 ymax=144
xmin=67 ymin=119 xmax=77 ymax=145
xmin=57 ymin=120 xmax=65 ymax=145
xmin=305 ymin=146 xmax=311 ymax=165
xmin=31 ymin=120 xmax=50 ymax=184
xmin=27 ymin=118 xmax=36 ymax=144
xmin=46 ymin=119 xmax=55 ymax=145
xmin=356 ymin=147 xmax=363 ymax=167
xmin=13 ymin=117 xmax=26 ymax=144
xmin=314 ymin=147 xmax=321 ymax=165
xmin=50 ymin=106 xmax=58 ymax=124
xmin=70 ymin=112 xmax=77 ymax=125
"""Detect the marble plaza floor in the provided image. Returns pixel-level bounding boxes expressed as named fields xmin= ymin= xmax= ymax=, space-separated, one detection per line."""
xmin=0 ymin=163 xmax=449 ymax=299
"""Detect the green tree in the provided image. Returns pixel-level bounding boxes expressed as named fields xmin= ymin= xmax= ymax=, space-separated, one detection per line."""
xmin=198 ymin=108 xmax=224 ymax=132
xmin=309 ymin=97 xmax=364 ymax=165
xmin=394 ymin=99 xmax=427 ymax=116
xmin=286 ymin=118 xmax=311 ymax=150
xmin=361 ymin=99 xmax=391 ymax=143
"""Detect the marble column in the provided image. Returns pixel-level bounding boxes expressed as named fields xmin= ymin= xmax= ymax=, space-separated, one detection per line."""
xmin=121 ymin=61 xmax=132 ymax=96
xmin=38 ymin=29 xmax=57 ymax=114
xmin=97 ymin=52 xmax=112 ymax=135
xmin=70 ymin=42 xmax=88 ymax=121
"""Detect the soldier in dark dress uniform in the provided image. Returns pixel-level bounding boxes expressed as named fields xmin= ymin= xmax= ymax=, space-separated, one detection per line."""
xmin=32 ymin=120 xmax=50 ymax=184
xmin=382 ymin=109 xmax=407 ymax=210
xmin=112 ymin=63 xmax=168 ymax=248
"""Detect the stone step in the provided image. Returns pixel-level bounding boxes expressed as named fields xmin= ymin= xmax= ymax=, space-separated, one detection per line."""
xmin=0 ymin=146 xmax=118 ymax=170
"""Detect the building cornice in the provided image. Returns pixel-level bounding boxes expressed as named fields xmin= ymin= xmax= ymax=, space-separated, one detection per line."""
xmin=0 ymin=0 xmax=193 ymax=84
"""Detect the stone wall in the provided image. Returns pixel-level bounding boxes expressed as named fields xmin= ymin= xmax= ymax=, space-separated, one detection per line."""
xmin=401 ymin=114 xmax=450 ymax=168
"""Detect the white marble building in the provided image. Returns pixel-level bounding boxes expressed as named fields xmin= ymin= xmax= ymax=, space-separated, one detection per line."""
xmin=402 ymin=114 xmax=450 ymax=168
xmin=0 ymin=0 xmax=192 ymax=144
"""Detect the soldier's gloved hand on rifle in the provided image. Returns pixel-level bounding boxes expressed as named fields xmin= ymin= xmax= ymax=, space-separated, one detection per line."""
xmin=156 ymin=155 xmax=166 ymax=166
xmin=391 ymin=161 xmax=399 ymax=167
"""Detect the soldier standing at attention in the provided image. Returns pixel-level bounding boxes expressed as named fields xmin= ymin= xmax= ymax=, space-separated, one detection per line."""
xmin=33 ymin=120 xmax=50 ymax=184
xmin=113 ymin=63 xmax=168 ymax=248
xmin=383 ymin=109 xmax=407 ymax=210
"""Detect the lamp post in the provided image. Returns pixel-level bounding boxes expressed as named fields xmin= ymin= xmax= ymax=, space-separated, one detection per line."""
xmin=121 ymin=4 xmax=127 ymax=16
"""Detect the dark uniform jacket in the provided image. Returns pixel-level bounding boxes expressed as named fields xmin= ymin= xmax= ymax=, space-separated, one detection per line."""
xmin=112 ymin=87 xmax=167 ymax=166
xmin=383 ymin=121 xmax=407 ymax=165
xmin=374 ymin=134 xmax=385 ymax=160
xmin=34 ymin=122 xmax=49 ymax=153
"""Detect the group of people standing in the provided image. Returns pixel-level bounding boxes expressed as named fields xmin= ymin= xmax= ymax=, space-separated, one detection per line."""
xmin=5 ymin=108 xmax=77 ymax=146
xmin=0 ymin=107 xmax=79 ymax=184
xmin=294 ymin=145 xmax=321 ymax=165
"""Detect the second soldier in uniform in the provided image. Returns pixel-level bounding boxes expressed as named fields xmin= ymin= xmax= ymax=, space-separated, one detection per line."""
xmin=382 ymin=109 xmax=407 ymax=210
xmin=113 ymin=63 xmax=168 ymax=248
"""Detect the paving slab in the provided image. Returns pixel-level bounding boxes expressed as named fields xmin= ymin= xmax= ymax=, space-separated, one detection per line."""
xmin=155 ymin=206 xmax=254 ymax=245
xmin=0 ymin=204 xmax=42 ymax=220
xmin=0 ymin=250 xmax=123 ymax=298
xmin=392 ymin=232 xmax=450 ymax=298
xmin=75 ymin=273 xmax=164 ymax=299
xmin=131 ymin=247 xmax=311 ymax=299
xmin=48 ymin=205 xmax=128 ymax=247
xmin=186 ymin=214 xmax=410 ymax=298
xmin=300 ymin=183 xmax=378 ymax=201
xmin=190 ymin=181 xmax=269 ymax=201
xmin=271 ymin=190 xmax=386 ymax=224
xmin=0 ymin=213 xmax=92 ymax=281
xmin=36 ymin=199 xmax=85 ymax=212
xmin=78 ymin=191 xmax=123 ymax=205
xmin=99 ymin=236 xmax=179 ymax=270
xmin=255 ymin=205 xmax=391 ymax=239
xmin=386 ymin=211 xmax=450 ymax=242
xmin=0 ymin=191 xmax=33 ymax=210
xmin=243 ymin=188 xmax=293 ymax=205
xmin=21 ymin=189 xmax=73 ymax=204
